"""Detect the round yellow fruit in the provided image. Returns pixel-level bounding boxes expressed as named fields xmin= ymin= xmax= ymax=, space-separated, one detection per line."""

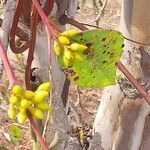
xmin=64 ymin=48 xmax=73 ymax=60
xmin=8 ymin=107 xmax=16 ymax=120
xmin=17 ymin=112 xmax=27 ymax=124
xmin=70 ymin=43 xmax=87 ymax=52
xmin=61 ymin=29 xmax=78 ymax=37
xmin=20 ymin=99 xmax=31 ymax=109
xmin=54 ymin=41 xmax=62 ymax=55
xmin=58 ymin=36 xmax=70 ymax=45
xmin=24 ymin=90 xmax=35 ymax=100
xmin=74 ymin=52 xmax=83 ymax=61
xmin=34 ymin=91 xmax=49 ymax=104
xmin=29 ymin=107 xmax=44 ymax=119
xmin=63 ymin=56 xmax=70 ymax=67
xmin=19 ymin=108 xmax=26 ymax=114
xmin=9 ymin=95 xmax=19 ymax=105
xmin=36 ymin=102 xmax=50 ymax=111
xmin=11 ymin=85 xmax=23 ymax=96
xmin=37 ymin=82 xmax=51 ymax=92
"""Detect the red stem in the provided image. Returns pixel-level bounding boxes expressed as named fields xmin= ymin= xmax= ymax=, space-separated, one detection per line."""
xmin=27 ymin=111 xmax=49 ymax=150
xmin=25 ymin=4 xmax=37 ymax=90
xmin=116 ymin=61 xmax=150 ymax=105
xmin=32 ymin=0 xmax=62 ymax=34
xmin=32 ymin=0 xmax=62 ymax=66
xmin=0 ymin=40 xmax=18 ymax=87
xmin=25 ymin=4 xmax=49 ymax=149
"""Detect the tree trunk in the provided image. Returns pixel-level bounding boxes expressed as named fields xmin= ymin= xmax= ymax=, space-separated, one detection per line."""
xmin=90 ymin=0 xmax=150 ymax=149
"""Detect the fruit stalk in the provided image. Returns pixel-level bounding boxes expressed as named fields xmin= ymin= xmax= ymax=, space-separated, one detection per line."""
xmin=27 ymin=110 xmax=49 ymax=150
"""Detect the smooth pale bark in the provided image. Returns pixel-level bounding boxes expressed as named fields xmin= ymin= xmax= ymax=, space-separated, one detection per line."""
xmin=131 ymin=0 xmax=150 ymax=44
xmin=32 ymin=25 xmax=69 ymax=149
xmin=90 ymin=0 xmax=150 ymax=149
xmin=32 ymin=1 xmax=79 ymax=149
xmin=0 ymin=0 xmax=16 ymax=79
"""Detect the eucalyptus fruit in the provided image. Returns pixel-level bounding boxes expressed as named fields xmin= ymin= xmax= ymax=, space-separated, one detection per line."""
xmin=58 ymin=36 xmax=70 ymax=45
xmin=53 ymin=29 xmax=88 ymax=68
xmin=69 ymin=43 xmax=87 ymax=52
xmin=61 ymin=29 xmax=78 ymax=37
xmin=8 ymin=82 xmax=52 ymax=124
xmin=54 ymin=41 xmax=62 ymax=55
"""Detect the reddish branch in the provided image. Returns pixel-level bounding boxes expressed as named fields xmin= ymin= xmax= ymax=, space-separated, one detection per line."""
xmin=25 ymin=4 xmax=38 ymax=90
xmin=116 ymin=61 xmax=150 ymax=104
xmin=7 ymin=0 xmax=55 ymax=148
xmin=9 ymin=0 xmax=30 ymax=53
xmin=27 ymin=111 xmax=49 ymax=150
xmin=9 ymin=0 xmax=55 ymax=54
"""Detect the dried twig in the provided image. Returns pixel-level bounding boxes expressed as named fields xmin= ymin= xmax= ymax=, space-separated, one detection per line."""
xmin=88 ymin=0 xmax=107 ymax=26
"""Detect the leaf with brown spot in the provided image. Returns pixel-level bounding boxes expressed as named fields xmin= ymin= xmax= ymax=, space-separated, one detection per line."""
xmin=57 ymin=29 xmax=124 ymax=87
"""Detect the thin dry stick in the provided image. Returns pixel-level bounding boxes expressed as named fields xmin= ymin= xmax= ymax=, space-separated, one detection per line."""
xmin=88 ymin=0 xmax=107 ymax=26
xmin=42 ymin=100 xmax=52 ymax=138
xmin=75 ymin=86 xmax=84 ymax=113
xmin=68 ymin=100 xmax=83 ymax=127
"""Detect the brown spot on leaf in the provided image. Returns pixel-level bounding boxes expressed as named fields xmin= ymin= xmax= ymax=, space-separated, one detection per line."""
xmin=87 ymin=53 xmax=94 ymax=59
xmin=74 ymin=76 xmax=79 ymax=81
xmin=90 ymin=67 xmax=96 ymax=73
xmin=102 ymin=38 xmax=106 ymax=42
xmin=103 ymin=50 xmax=107 ymax=54
xmin=103 ymin=60 xmax=107 ymax=64
xmin=122 ymin=44 xmax=124 ymax=48
xmin=79 ymin=33 xmax=83 ymax=36
xmin=109 ymin=51 xmax=116 ymax=58
xmin=68 ymin=69 xmax=76 ymax=76
xmin=86 ymin=43 xmax=92 ymax=48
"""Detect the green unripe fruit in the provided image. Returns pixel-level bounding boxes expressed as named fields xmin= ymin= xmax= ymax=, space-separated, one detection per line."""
xmin=9 ymin=95 xmax=19 ymax=105
xmin=61 ymin=29 xmax=78 ymax=37
xmin=11 ymin=85 xmax=23 ymax=96
xmin=58 ymin=36 xmax=70 ymax=45
xmin=37 ymin=82 xmax=51 ymax=92
xmin=70 ymin=43 xmax=87 ymax=52
xmin=24 ymin=90 xmax=35 ymax=100
xmin=34 ymin=91 xmax=49 ymax=104
xmin=8 ymin=107 xmax=16 ymax=120
xmin=54 ymin=41 xmax=62 ymax=55
xmin=29 ymin=107 xmax=44 ymax=119
xmin=20 ymin=99 xmax=31 ymax=109
xmin=64 ymin=48 xmax=73 ymax=60
xmin=36 ymin=102 xmax=50 ymax=111
xmin=17 ymin=112 xmax=27 ymax=124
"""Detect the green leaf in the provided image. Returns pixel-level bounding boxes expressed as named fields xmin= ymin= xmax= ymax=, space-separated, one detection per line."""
xmin=8 ymin=124 xmax=21 ymax=146
xmin=58 ymin=29 xmax=124 ymax=87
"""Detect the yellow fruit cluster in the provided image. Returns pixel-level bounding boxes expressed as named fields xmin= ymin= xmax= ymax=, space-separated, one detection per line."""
xmin=54 ymin=29 xmax=88 ymax=67
xmin=8 ymin=82 xmax=51 ymax=124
